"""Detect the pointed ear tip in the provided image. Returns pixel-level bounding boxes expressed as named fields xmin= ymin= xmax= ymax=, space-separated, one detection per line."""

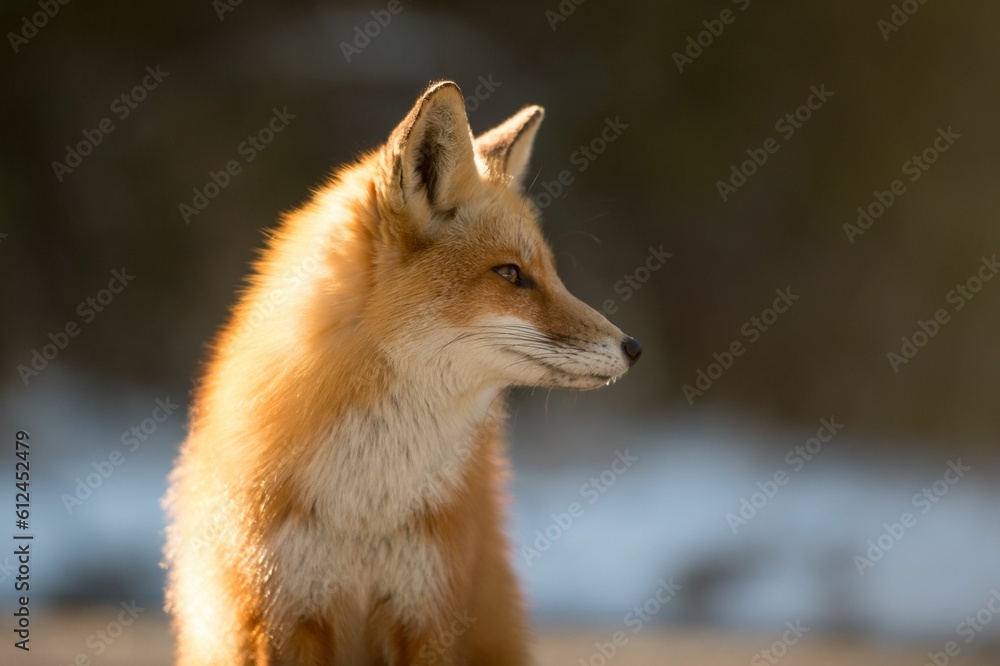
xmin=423 ymin=80 xmax=465 ymax=103
xmin=523 ymin=105 xmax=545 ymax=123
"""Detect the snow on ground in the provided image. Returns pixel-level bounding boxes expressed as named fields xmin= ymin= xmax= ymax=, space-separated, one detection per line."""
xmin=3 ymin=368 xmax=999 ymax=646
xmin=510 ymin=419 xmax=1000 ymax=641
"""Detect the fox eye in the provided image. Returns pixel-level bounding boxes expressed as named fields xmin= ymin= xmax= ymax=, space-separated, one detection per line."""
xmin=493 ymin=264 xmax=523 ymax=286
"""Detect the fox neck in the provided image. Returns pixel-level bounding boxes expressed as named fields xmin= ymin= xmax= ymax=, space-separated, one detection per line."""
xmin=301 ymin=345 xmax=503 ymax=532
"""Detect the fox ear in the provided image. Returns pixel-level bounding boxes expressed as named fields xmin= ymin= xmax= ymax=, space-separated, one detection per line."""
xmin=386 ymin=81 xmax=478 ymax=216
xmin=475 ymin=105 xmax=544 ymax=191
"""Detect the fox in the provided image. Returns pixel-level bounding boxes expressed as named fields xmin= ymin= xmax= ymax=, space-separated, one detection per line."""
xmin=164 ymin=80 xmax=643 ymax=665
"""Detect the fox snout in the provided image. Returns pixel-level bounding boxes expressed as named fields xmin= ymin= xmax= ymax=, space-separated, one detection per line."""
xmin=474 ymin=289 xmax=642 ymax=391
xmin=532 ymin=284 xmax=643 ymax=389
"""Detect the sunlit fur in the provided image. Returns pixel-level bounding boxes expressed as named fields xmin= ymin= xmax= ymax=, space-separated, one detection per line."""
xmin=164 ymin=82 xmax=637 ymax=665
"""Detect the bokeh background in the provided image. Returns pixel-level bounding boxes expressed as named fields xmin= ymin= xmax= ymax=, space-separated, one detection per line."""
xmin=3 ymin=0 xmax=1000 ymax=663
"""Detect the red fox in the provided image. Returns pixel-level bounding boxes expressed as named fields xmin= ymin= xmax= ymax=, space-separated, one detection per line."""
xmin=164 ymin=81 xmax=642 ymax=665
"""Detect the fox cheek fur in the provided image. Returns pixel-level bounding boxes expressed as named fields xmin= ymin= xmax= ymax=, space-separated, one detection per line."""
xmin=163 ymin=81 xmax=642 ymax=665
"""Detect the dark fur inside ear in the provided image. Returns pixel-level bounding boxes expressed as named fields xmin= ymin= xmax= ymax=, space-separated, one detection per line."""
xmin=414 ymin=133 xmax=442 ymax=205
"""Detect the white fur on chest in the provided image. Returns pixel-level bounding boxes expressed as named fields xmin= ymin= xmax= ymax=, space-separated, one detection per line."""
xmin=266 ymin=378 xmax=496 ymax=628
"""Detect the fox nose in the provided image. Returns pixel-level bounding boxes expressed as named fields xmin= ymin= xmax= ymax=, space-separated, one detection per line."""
xmin=622 ymin=337 xmax=643 ymax=366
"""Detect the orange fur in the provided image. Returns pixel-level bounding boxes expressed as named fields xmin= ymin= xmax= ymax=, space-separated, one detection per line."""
xmin=164 ymin=81 xmax=640 ymax=665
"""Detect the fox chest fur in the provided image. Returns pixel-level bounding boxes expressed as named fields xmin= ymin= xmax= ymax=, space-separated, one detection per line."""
xmin=266 ymin=379 xmax=498 ymax=624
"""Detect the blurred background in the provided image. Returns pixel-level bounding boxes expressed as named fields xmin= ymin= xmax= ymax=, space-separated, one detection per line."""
xmin=3 ymin=0 xmax=1000 ymax=663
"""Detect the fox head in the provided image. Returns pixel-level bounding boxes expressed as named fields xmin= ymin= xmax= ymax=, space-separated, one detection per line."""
xmin=266 ymin=81 xmax=640 ymax=400
xmin=331 ymin=80 xmax=641 ymax=393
